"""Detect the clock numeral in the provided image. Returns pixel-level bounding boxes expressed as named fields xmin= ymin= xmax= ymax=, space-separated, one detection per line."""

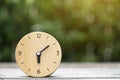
xmin=53 ymin=43 xmax=56 ymax=45
xmin=57 ymin=50 xmax=60 ymax=56
xmin=53 ymin=61 xmax=57 ymax=64
xmin=28 ymin=36 xmax=30 ymax=39
xmin=21 ymin=43 xmax=24 ymax=46
xmin=37 ymin=69 xmax=41 ymax=74
xmin=47 ymin=68 xmax=49 ymax=71
xmin=18 ymin=51 xmax=22 ymax=56
xmin=37 ymin=34 xmax=41 ymax=38
xmin=47 ymin=36 xmax=49 ymax=39
xmin=21 ymin=62 xmax=24 ymax=64
xmin=28 ymin=68 xmax=31 ymax=71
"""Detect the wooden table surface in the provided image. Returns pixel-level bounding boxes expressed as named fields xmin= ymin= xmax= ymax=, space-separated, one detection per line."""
xmin=0 ymin=62 xmax=120 ymax=80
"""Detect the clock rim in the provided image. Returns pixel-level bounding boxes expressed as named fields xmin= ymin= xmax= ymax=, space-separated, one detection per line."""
xmin=15 ymin=31 xmax=62 ymax=77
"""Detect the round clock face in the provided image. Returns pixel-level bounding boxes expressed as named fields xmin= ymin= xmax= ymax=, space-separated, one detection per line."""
xmin=15 ymin=32 xmax=62 ymax=77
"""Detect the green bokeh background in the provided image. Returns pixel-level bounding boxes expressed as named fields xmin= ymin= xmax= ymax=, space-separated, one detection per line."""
xmin=0 ymin=0 xmax=120 ymax=62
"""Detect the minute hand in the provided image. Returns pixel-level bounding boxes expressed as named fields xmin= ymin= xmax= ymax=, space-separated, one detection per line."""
xmin=40 ymin=45 xmax=49 ymax=53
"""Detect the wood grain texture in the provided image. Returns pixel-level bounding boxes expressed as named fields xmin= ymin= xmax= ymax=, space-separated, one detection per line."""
xmin=15 ymin=32 xmax=62 ymax=77
xmin=1 ymin=63 xmax=120 ymax=79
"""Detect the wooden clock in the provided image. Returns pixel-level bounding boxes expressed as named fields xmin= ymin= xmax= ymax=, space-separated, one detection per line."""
xmin=15 ymin=31 xmax=62 ymax=77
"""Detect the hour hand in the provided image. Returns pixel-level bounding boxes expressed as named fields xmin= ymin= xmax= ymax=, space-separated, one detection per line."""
xmin=36 ymin=51 xmax=41 ymax=64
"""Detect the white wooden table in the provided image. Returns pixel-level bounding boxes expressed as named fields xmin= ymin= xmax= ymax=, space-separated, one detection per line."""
xmin=0 ymin=62 xmax=120 ymax=80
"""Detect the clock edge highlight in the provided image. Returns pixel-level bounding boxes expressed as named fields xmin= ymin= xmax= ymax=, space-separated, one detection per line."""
xmin=15 ymin=31 xmax=62 ymax=77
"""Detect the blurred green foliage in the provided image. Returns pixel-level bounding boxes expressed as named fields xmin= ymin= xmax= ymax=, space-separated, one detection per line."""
xmin=0 ymin=0 xmax=120 ymax=62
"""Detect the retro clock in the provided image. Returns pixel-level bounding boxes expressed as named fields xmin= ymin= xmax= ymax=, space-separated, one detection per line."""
xmin=15 ymin=32 xmax=62 ymax=77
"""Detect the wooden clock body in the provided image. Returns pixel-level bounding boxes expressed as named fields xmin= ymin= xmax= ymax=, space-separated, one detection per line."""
xmin=15 ymin=32 xmax=62 ymax=77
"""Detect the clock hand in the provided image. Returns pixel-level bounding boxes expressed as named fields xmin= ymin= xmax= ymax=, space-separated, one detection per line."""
xmin=36 ymin=45 xmax=49 ymax=64
xmin=36 ymin=51 xmax=41 ymax=64
xmin=40 ymin=45 xmax=49 ymax=53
